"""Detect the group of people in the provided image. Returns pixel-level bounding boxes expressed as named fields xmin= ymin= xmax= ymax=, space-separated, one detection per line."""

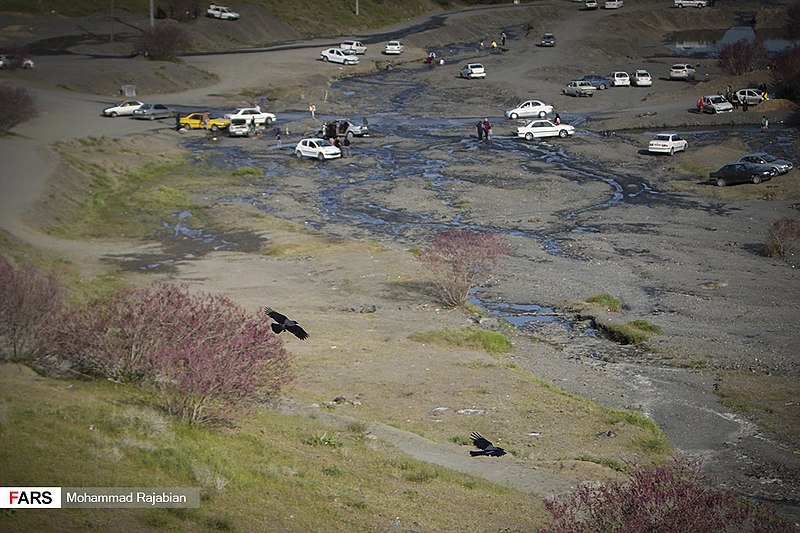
xmin=479 ymin=31 xmax=508 ymax=51
xmin=476 ymin=118 xmax=493 ymax=142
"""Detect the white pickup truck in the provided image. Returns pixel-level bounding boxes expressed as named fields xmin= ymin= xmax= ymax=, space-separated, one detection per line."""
xmin=207 ymin=4 xmax=240 ymax=20
xmin=674 ymin=0 xmax=708 ymax=6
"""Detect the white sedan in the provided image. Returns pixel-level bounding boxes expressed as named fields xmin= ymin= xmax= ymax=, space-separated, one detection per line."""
xmin=102 ymin=99 xmax=144 ymax=117
xmin=517 ymin=119 xmax=575 ymax=140
xmin=648 ymin=133 xmax=687 ymax=155
xmin=384 ymin=41 xmax=404 ymax=55
xmin=505 ymin=100 xmax=553 ymax=119
xmin=320 ymin=48 xmax=359 ymax=65
xmin=295 ymin=138 xmax=342 ymax=160
xmin=631 ymin=70 xmax=652 ymax=86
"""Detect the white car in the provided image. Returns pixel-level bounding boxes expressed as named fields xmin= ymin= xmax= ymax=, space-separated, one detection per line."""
xmin=295 ymin=138 xmax=342 ymax=160
xmin=460 ymin=63 xmax=486 ymax=79
xmin=341 ymin=40 xmax=367 ymax=55
xmin=631 ymin=70 xmax=652 ymax=86
xmin=206 ymin=4 xmax=239 ymax=20
xmin=585 ymin=0 xmax=598 ymax=8
xmin=384 ymin=41 xmax=404 ymax=55
xmin=604 ymin=0 xmax=623 ymax=8
xmin=608 ymin=71 xmax=630 ymax=87
xmin=674 ymin=0 xmax=707 ymax=7
xmin=669 ymin=63 xmax=696 ymax=80
xmin=505 ymin=100 xmax=553 ymax=119
xmin=517 ymin=119 xmax=575 ymax=140
xmin=648 ymin=133 xmax=688 ymax=155
xmin=563 ymin=80 xmax=596 ymax=97
xmin=700 ymin=95 xmax=734 ymax=114
xmin=320 ymin=48 xmax=359 ymax=65
xmin=735 ymin=88 xmax=763 ymax=105
xmin=224 ymin=107 xmax=275 ymax=126
xmin=102 ymin=99 xmax=144 ymax=117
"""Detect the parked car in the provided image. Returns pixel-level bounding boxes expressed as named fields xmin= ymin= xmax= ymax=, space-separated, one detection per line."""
xmin=317 ymin=119 xmax=369 ymax=139
xmin=228 ymin=117 xmax=255 ymax=137
xmin=604 ymin=0 xmax=623 ymax=8
xmin=674 ymin=0 xmax=708 ymax=7
xmin=579 ymin=73 xmax=611 ymax=89
xmin=505 ymin=100 xmax=553 ymax=119
xmin=669 ymin=63 xmax=696 ymax=80
xmin=131 ymin=104 xmax=175 ymax=120
xmin=460 ymin=63 xmax=486 ymax=79
xmin=102 ymin=99 xmax=144 ymax=117
xmin=320 ymin=48 xmax=359 ymax=65
xmin=608 ymin=71 xmax=630 ymax=87
xmin=295 ymin=138 xmax=342 ymax=160
xmin=735 ymin=88 xmax=763 ymax=106
xmin=584 ymin=0 xmax=599 ymax=9
xmin=384 ymin=41 xmax=404 ymax=55
xmin=179 ymin=112 xmax=230 ymax=131
xmin=737 ymin=152 xmax=793 ymax=175
xmin=648 ymin=133 xmax=688 ymax=155
xmin=631 ymin=70 xmax=652 ymax=86
xmin=225 ymin=107 xmax=275 ymax=125
xmin=0 ymin=54 xmax=34 ymax=69
xmin=206 ymin=4 xmax=239 ymax=20
xmin=563 ymin=80 xmax=597 ymax=97
xmin=540 ymin=33 xmax=556 ymax=47
xmin=517 ymin=119 xmax=575 ymax=140
xmin=700 ymin=95 xmax=733 ymax=114
xmin=710 ymin=162 xmax=775 ymax=187
xmin=341 ymin=40 xmax=367 ymax=55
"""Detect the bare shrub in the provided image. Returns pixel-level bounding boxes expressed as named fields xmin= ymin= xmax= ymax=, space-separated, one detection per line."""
xmin=418 ymin=230 xmax=511 ymax=307
xmin=787 ymin=0 xmax=800 ymax=38
xmin=134 ymin=23 xmax=189 ymax=61
xmin=0 ymin=256 xmax=66 ymax=361
xmin=0 ymin=84 xmax=38 ymax=133
xmin=545 ymin=458 xmax=794 ymax=532
xmin=53 ymin=282 xmax=292 ymax=425
xmin=770 ymin=45 xmax=800 ymax=101
xmin=765 ymin=218 xmax=800 ymax=258
xmin=717 ymin=38 xmax=767 ymax=75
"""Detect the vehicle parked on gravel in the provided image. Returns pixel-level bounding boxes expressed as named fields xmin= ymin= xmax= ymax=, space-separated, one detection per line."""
xmin=317 ymin=119 xmax=369 ymax=139
xmin=608 ymin=71 xmax=630 ymax=87
xmin=735 ymin=88 xmax=763 ymax=105
xmin=320 ymin=48 xmax=359 ymax=65
xmin=341 ymin=40 xmax=367 ymax=54
xmin=102 ymin=99 xmax=144 ymax=117
xmin=648 ymin=133 xmax=688 ymax=155
xmin=225 ymin=107 xmax=275 ymax=125
xmin=505 ymin=100 xmax=553 ymax=119
xmin=384 ymin=41 xmax=404 ymax=55
xmin=699 ymin=95 xmax=733 ymax=114
xmin=131 ymin=104 xmax=175 ymax=120
xmin=604 ymin=0 xmax=623 ymax=8
xmin=584 ymin=0 xmax=598 ymax=8
xmin=674 ymin=0 xmax=707 ymax=7
xmin=460 ymin=63 xmax=486 ymax=79
xmin=179 ymin=112 xmax=230 ymax=131
xmin=295 ymin=138 xmax=342 ymax=160
xmin=669 ymin=63 xmax=696 ymax=80
xmin=517 ymin=119 xmax=575 ymax=140
xmin=738 ymin=152 xmax=793 ymax=175
xmin=563 ymin=80 xmax=596 ymax=97
xmin=710 ymin=162 xmax=775 ymax=187
xmin=0 ymin=54 xmax=34 ymax=69
xmin=206 ymin=4 xmax=239 ymax=20
xmin=579 ymin=73 xmax=611 ymax=89
xmin=631 ymin=70 xmax=652 ymax=86
xmin=228 ymin=117 xmax=255 ymax=137
xmin=540 ymin=33 xmax=556 ymax=47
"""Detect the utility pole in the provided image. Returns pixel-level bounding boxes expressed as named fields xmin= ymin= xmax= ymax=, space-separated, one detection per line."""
xmin=149 ymin=0 xmax=154 ymax=28
xmin=110 ymin=0 xmax=114 ymax=42
xmin=355 ymin=0 xmax=359 ymax=16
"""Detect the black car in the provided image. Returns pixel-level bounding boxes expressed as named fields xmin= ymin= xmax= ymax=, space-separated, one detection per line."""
xmin=540 ymin=33 xmax=556 ymax=47
xmin=710 ymin=162 xmax=775 ymax=187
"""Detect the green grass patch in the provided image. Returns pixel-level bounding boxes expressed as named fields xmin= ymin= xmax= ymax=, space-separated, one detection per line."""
xmin=574 ymin=455 xmax=628 ymax=473
xmin=586 ymin=293 xmax=622 ymax=312
xmin=600 ymin=319 xmax=662 ymax=346
xmin=409 ymin=327 xmax=512 ymax=354
xmin=232 ymin=165 xmax=262 ymax=177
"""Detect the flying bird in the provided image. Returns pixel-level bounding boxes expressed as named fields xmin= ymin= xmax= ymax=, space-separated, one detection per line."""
xmin=469 ymin=432 xmax=506 ymax=457
xmin=263 ymin=307 xmax=309 ymax=340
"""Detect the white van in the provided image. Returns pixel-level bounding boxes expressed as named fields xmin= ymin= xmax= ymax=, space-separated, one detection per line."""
xmin=608 ymin=71 xmax=630 ymax=87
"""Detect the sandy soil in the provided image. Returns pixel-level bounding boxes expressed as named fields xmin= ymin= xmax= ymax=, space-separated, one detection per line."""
xmin=2 ymin=0 xmax=799 ymax=524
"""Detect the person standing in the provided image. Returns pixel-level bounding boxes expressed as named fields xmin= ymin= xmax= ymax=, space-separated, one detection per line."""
xmin=697 ymin=97 xmax=704 ymax=114
xmin=742 ymin=99 xmax=749 ymax=112
xmin=761 ymin=115 xmax=769 ymax=131
xmin=501 ymin=32 xmax=507 ymax=47
xmin=202 ymin=111 xmax=209 ymax=129
xmin=476 ymin=120 xmax=484 ymax=141
xmin=554 ymin=113 xmax=561 ymax=125
xmin=482 ymin=118 xmax=492 ymax=142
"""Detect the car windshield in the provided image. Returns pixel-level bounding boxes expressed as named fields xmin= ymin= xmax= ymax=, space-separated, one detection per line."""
xmin=654 ymin=135 xmax=671 ymax=141
xmin=759 ymin=154 xmax=777 ymax=162
xmin=708 ymin=96 xmax=725 ymax=103
xmin=317 ymin=140 xmax=333 ymax=147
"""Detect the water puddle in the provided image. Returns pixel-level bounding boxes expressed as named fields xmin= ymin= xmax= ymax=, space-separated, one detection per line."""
xmin=666 ymin=25 xmax=798 ymax=57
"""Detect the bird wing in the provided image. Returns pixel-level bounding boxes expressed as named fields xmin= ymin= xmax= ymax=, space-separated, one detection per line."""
xmin=264 ymin=307 xmax=289 ymax=324
xmin=287 ymin=324 xmax=309 ymax=340
xmin=471 ymin=432 xmax=493 ymax=450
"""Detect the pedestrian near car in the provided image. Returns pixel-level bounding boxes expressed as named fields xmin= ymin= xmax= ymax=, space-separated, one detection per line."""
xmin=742 ymin=99 xmax=749 ymax=112
xmin=554 ymin=113 xmax=561 ymax=125
xmin=697 ymin=97 xmax=704 ymax=113
xmin=202 ymin=112 xmax=209 ymax=129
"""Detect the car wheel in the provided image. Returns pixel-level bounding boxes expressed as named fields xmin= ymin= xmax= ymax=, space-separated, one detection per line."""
xmin=589 ymin=92 xmax=594 ymax=97
xmin=183 ymin=124 xmax=192 ymax=130
xmin=559 ymin=129 xmax=568 ymax=138
xmin=716 ymin=177 xmax=726 ymax=187
xmin=525 ymin=133 xmax=534 ymax=141
xmin=510 ymin=112 xmax=518 ymax=119
xmin=538 ymin=111 xmax=546 ymax=118
xmin=295 ymin=150 xmax=302 ymax=158
xmin=598 ymin=84 xmax=606 ymax=90
xmin=317 ymin=152 xmax=325 ymax=161
xmin=323 ymin=56 xmax=329 ymax=62
xmin=752 ymin=175 xmax=762 ymax=184
xmin=211 ymin=125 xmax=219 ymax=132
xmin=346 ymin=131 xmax=354 ymax=139
xmin=149 ymin=115 xmax=155 ymax=120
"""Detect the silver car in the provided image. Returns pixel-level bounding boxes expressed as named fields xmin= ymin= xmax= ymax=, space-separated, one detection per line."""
xmin=562 ymin=80 xmax=596 ymax=97
xmin=738 ymin=152 xmax=793 ymax=175
xmin=131 ymin=104 xmax=175 ymax=120
xmin=735 ymin=88 xmax=763 ymax=105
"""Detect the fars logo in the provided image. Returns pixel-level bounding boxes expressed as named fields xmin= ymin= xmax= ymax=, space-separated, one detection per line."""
xmin=0 ymin=487 xmax=62 ymax=508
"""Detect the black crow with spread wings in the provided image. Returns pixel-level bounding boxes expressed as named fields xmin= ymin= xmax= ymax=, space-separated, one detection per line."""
xmin=263 ymin=307 xmax=309 ymax=340
xmin=469 ymin=432 xmax=506 ymax=457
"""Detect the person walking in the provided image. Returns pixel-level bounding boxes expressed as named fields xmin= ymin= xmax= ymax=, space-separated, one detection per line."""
xmin=476 ymin=120 xmax=484 ymax=141
xmin=761 ymin=115 xmax=769 ymax=131
xmin=697 ymin=97 xmax=704 ymax=114
xmin=482 ymin=118 xmax=492 ymax=142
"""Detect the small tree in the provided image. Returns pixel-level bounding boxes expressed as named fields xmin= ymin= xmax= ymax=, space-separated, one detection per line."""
xmin=134 ymin=23 xmax=189 ymax=61
xmin=717 ymin=38 xmax=767 ymax=75
xmin=770 ymin=45 xmax=800 ymax=101
xmin=765 ymin=218 xmax=800 ymax=258
xmin=545 ymin=458 xmax=794 ymax=532
xmin=418 ymin=229 xmax=511 ymax=307
xmin=0 ymin=84 xmax=38 ymax=133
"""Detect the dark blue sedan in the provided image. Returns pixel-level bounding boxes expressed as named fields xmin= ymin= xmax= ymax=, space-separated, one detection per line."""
xmin=579 ymin=73 xmax=612 ymax=90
